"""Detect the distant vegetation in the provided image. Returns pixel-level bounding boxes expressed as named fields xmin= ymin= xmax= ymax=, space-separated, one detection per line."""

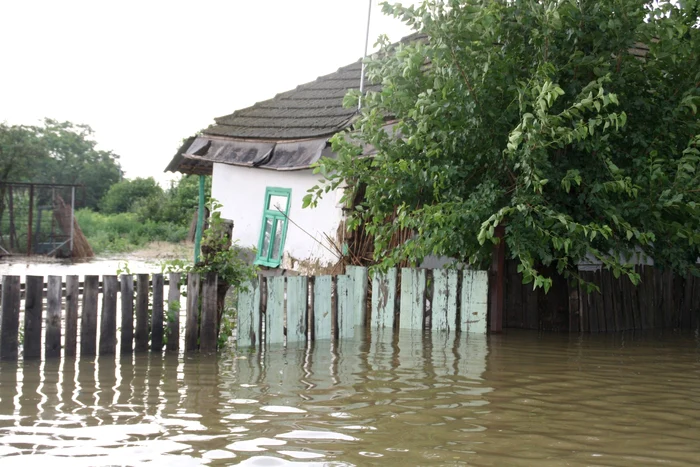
xmin=0 ymin=119 xmax=210 ymax=255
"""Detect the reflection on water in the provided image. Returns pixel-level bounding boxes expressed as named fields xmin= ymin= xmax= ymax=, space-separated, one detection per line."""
xmin=1 ymin=330 xmax=699 ymax=466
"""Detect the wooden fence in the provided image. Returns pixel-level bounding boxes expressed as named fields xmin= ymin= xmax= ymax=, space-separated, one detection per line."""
xmin=504 ymin=262 xmax=700 ymax=332
xmin=237 ymin=266 xmax=489 ymax=347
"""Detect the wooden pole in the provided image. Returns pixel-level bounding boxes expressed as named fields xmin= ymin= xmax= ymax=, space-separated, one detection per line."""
xmin=64 ymin=275 xmax=79 ymax=357
xmin=151 ymin=273 xmax=164 ymax=352
xmin=45 ymin=275 xmax=62 ymax=358
xmin=185 ymin=272 xmax=200 ymax=352
xmin=120 ymin=274 xmax=134 ymax=353
xmin=199 ymin=272 xmax=218 ymax=353
xmin=135 ymin=274 xmax=150 ymax=352
xmin=99 ymin=275 xmax=118 ymax=356
xmin=0 ymin=276 xmax=20 ymax=361
xmin=166 ymin=273 xmax=181 ymax=352
xmin=81 ymin=275 xmax=99 ymax=357
xmin=23 ymin=276 xmax=44 ymax=359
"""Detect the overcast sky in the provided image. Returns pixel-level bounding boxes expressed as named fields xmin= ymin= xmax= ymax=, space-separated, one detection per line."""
xmin=0 ymin=1 xmax=418 ymax=185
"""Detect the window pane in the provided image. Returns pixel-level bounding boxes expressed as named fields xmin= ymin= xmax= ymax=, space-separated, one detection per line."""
xmin=268 ymin=194 xmax=288 ymax=213
xmin=271 ymin=220 xmax=284 ymax=261
xmin=260 ymin=217 xmax=273 ymax=258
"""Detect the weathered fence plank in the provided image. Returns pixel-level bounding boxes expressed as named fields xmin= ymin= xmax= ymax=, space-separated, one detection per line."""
xmin=135 ymin=274 xmax=150 ymax=352
xmin=166 ymin=273 xmax=181 ymax=352
xmin=400 ymin=268 xmax=426 ymax=330
xmin=346 ymin=266 xmax=368 ymax=327
xmin=432 ymin=269 xmax=458 ymax=333
xmin=151 ymin=274 xmax=164 ymax=352
xmin=314 ymin=275 xmax=332 ymax=340
xmin=337 ymin=274 xmax=355 ymax=339
xmin=185 ymin=272 xmax=200 ymax=352
xmin=120 ymin=274 xmax=134 ymax=354
xmin=237 ymin=279 xmax=260 ymax=348
xmin=286 ymin=276 xmax=308 ymax=344
xmin=99 ymin=275 xmax=118 ymax=356
xmin=81 ymin=275 xmax=99 ymax=357
xmin=593 ymin=271 xmax=605 ymax=332
xmin=199 ymin=272 xmax=218 ymax=353
xmin=266 ymin=276 xmax=286 ymax=345
xmin=65 ymin=275 xmax=79 ymax=357
xmin=23 ymin=276 xmax=44 ymax=359
xmin=371 ymin=268 xmax=396 ymax=330
xmin=0 ymin=276 xmax=20 ymax=361
xmin=461 ymin=270 xmax=488 ymax=333
xmin=45 ymin=275 xmax=63 ymax=358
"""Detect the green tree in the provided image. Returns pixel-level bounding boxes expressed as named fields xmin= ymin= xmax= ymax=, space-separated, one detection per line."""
xmin=100 ymin=177 xmax=164 ymax=214
xmin=307 ymin=0 xmax=700 ymax=290
xmin=0 ymin=123 xmax=48 ymax=183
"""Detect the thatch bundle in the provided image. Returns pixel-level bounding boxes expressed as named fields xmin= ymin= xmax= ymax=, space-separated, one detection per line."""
xmin=53 ymin=195 xmax=94 ymax=259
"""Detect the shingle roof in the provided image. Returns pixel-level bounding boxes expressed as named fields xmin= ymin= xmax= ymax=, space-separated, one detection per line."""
xmin=203 ymin=60 xmax=375 ymax=140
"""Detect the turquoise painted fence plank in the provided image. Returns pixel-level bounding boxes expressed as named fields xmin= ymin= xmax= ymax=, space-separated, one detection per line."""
xmin=461 ymin=270 xmax=489 ymax=333
xmin=266 ymin=276 xmax=286 ymax=345
xmin=313 ymin=276 xmax=333 ymax=340
xmin=432 ymin=269 xmax=458 ymax=332
xmin=371 ymin=268 xmax=396 ymax=330
xmin=336 ymin=274 xmax=355 ymax=339
xmin=286 ymin=276 xmax=308 ymax=344
xmin=237 ymin=280 xmax=260 ymax=347
xmin=400 ymin=268 xmax=426 ymax=330
xmin=346 ymin=266 xmax=368 ymax=326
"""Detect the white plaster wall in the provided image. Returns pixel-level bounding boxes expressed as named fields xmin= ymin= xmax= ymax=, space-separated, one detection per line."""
xmin=211 ymin=163 xmax=344 ymax=269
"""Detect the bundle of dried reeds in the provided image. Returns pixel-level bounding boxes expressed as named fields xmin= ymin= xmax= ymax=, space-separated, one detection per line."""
xmin=53 ymin=194 xmax=94 ymax=259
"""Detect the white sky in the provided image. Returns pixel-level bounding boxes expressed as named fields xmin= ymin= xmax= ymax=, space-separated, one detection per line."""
xmin=0 ymin=0 xmax=418 ymax=185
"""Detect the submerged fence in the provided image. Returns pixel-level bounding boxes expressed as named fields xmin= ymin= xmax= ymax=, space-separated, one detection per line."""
xmin=237 ymin=266 xmax=489 ymax=347
xmin=0 ymin=267 xmax=490 ymax=361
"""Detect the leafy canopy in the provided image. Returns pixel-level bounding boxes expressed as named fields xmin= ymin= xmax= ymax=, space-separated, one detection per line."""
xmin=306 ymin=0 xmax=700 ymax=290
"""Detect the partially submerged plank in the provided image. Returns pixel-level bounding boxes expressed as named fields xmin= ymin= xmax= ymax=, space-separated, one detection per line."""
xmin=286 ymin=276 xmax=308 ymax=344
xmin=134 ymin=274 xmax=150 ymax=352
xmin=80 ymin=275 xmax=99 ymax=357
xmin=313 ymin=275 xmax=333 ymax=340
xmin=151 ymin=273 xmax=164 ymax=352
xmin=120 ymin=274 xmax=134 ymax=354
xmin=336 ymin=274 xmax=355 ymax=339
xmin=346 ymin=266 xmax=368 ymax=326
xmin=98 ymin=275 xmax=118 ymax=356
xmin=45 ymin=275 xmax=63 ymax=358
xmin=432 ymin=269 xmax=458 ymax=333
xmin=461 ymin=270 xmax=488 ymax=333
xmin=166 ymin=273 xmax=181 ymax=352
xmin=199 ymin=272 xmax=218 ymax=353
xmin=371 ymin=268 xmax=396 ymax=330
xmin=185 ymin=272 xmax=200 ymax=352
xmin=237 ymin=279 xmax=260 ymax=348
xmin=266 ymin=276 xmax=286 ymax=345
xmin=64 ymin=275 xmax=79 ymax=357
xmin=400 ymin=268 xmax=426 ymax=330
xmin=0 ymin=276 xmax=20 ymax=361
xmin=23 ymin=276 xmax=44 ymax=360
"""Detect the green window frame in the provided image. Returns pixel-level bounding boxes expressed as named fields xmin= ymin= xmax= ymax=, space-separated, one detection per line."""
xmin=255 ymin=187 xmax=292 ymax=267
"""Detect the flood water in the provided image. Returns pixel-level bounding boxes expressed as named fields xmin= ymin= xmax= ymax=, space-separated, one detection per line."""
xmin=0 ymin=329 xmax=699 ymax=466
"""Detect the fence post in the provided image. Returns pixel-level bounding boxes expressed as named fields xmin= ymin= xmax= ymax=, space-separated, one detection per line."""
xmin=65 ymin=275 xmax=79 ymax=357
xmin=81 ymin=275 xmax=99 ymax=357
xmin=45 ymin=275 xmax=62 ymax=358
xmin=99 ymin=275 xmax=118 ymax=356
xmin=0 ymin=276 xmax=20 ymax=361
xmin=185 ymin=272 xmax=200 ymax=352
xmin=151 ymin=274 xmax=164 ymax=352
xmin=167 ymin=273 xmax=181 ymax=352
xmin=23 ymin=276 xmax=44 ymax=359
xmin=135 ymin=274 xmax=150 ymax=352
xmin=120 ymin=275 xmax=134 ymax=353
xmin=199 ymin=272 xmax=218 ymax=353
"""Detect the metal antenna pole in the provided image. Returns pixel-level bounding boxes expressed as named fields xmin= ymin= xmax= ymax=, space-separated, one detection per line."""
xmin=359 ymin=0 xmax=373 ymax=110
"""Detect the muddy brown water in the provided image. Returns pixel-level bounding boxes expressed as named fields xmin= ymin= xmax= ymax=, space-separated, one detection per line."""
xmin=0 ymin=329 xmax=699 ymax=466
